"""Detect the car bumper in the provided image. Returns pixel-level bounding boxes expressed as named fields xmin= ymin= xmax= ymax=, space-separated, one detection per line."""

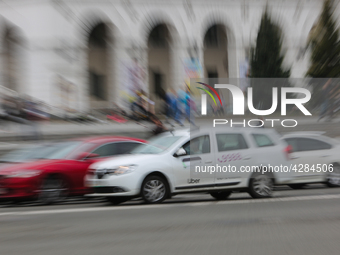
xmin=85 ymin=174 xmax=141 ymax=197
xmin=0 ymin=177 xmax=38 ymax=199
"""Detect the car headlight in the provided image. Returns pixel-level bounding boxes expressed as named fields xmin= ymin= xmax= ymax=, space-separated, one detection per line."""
xmin=6 ymin=170 xmax=42 ymax=178
xmin=106 ymin=165 xmax=137 ymax=175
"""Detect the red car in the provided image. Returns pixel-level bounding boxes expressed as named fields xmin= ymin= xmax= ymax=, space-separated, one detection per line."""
xmin=0 ymin=136 xmax=145 ymax=204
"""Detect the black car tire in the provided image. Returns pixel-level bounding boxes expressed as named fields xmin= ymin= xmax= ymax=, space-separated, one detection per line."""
xmin=326 ymin=163 xmax=340 ymax=187
xmin=141 ymin=175 xmax=168 ymax=204
xmin=38 ymin=175 xmax=68 ymax=205
xmin=248 ymin=172 xmax=274 ymax=198
xmin=210 ymin=191 xmax=232 ymax=200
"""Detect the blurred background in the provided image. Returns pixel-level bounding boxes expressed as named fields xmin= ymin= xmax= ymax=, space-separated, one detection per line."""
xmin=0 ymin=0 xmax=333 ymax=115
xmin=0 ymin=0 xmax=340 ymax=139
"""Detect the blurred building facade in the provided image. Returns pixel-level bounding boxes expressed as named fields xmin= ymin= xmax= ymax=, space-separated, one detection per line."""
xmin=0 ymin=0 xmax=327 ymax=113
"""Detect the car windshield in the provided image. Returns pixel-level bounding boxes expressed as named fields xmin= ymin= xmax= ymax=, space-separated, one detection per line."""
xmin=39 ymin=141 xmax=84 ymax=160
xmin=131 ymin=136 xmax=182 ymax=154
xmin=0 ymin=144 xmax=64 ymax=163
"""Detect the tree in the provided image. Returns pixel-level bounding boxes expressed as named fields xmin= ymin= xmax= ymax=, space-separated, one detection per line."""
xmin=250 ymin=9 xmax=291 ymax=111
xmin=307 ymin=0 xmax=340 ymax=78
xmin=306 ymin=0 xmax=340 ymax=108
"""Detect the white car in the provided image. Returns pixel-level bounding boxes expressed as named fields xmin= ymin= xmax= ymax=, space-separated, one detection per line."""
xmin=85 ymin=127 xmax=293 ymax=204
xmin=282 ymin=132 xmax=340 ymax=189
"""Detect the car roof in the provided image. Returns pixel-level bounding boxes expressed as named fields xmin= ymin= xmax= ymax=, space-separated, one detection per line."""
xmin=281 ymin=132 xmax=339 ymax=144
xmin=281 ymin=131 xmax=326 ymax=137
xmin=160 ymin=127 xmax=278 ymax=137
xmin=70 ymin=136 xmax=146 ymax=144
xmin=281 ymin=132 xmax=327 ymax=139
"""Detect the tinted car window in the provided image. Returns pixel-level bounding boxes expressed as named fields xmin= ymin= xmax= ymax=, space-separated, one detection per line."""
xmin=296 ymin=138 xmax=331 ymax=151
xmin=252 ymin=134 xmax=274 ymax=147
xmin=115 ymin=142 xmax=141 ymax=155
xmin=182 ymin=135 xmax=210 ymax=155
xmin=216 ymin=134 xmax=248 ymax=152
xmin=92 ymin=143 xmax=119 ymax=157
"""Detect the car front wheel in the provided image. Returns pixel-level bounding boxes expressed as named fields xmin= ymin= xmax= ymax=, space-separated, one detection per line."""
xmin=38 ymin=176 xmax=68 ymax=205
xmin=248 ymin=173 xmax=274 ymax=198
xmin=141 ymin=175 xmax=168 ymax=204
xmin=326 ymin=163 xmax=340 ymax=187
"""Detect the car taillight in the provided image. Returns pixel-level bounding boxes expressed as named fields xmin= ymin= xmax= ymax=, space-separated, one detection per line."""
xmin=284 ymin=145 xmax=292 ymax=160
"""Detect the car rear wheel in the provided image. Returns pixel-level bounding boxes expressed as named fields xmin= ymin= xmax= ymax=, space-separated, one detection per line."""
xmin=288 ymin=184 xmax=306 ymax=189
xmin=248 ymin=173 xmax=274 ymax=198
xmin=326 ymin=163 xmax=340 ymax=187
xmin=141 ymin=175 xmax=168 ymax=204
xmin=38 ymin=176 xmax=68 ymax=205
xmin=210 ymin=191 xmax=232 ymax=200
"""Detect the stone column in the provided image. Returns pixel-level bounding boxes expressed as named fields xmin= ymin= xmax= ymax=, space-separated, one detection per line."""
xmin=0 ymin=35 xmax=4 ymax=90
xmin=139 ymin=43 xmax=149 ymax=96
xmin=108 ymin=28 xmax=120 ymax=109
xmin=73 ymin=43 xmax=89 ymax=113
xmin=169 ymin=39 xmax=183 ymax=91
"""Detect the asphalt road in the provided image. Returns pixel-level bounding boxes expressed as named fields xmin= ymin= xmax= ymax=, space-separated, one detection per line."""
xmin=1 ymin=185 xmax=340 ymax=255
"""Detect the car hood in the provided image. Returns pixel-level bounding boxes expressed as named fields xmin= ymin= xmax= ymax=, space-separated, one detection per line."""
xmin=0 ymin=163 xmax=18 ymax=171
xmin=0 ymin=159 xmax=71 ymax=174
xmin=90 ymin=154 xmax=160 ymax=169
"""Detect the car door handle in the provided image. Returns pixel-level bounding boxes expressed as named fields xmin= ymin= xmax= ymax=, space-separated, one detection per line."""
xmin=205 ymin=160 xmax=213 ymax=164
xmin=291 ymin=156 xmax=299 ymax=159
xmin=182 ymin=157 xmax=201 ymax=162
xmin=243 ymin=156 xmax=251 ymax=160
xmin=321 ymin=155 xmax=330 ymax=158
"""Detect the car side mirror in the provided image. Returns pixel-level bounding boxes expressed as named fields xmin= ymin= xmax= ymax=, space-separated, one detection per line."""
xmin=174 ymin=148 xmax=187 ymax=157
xmin=86 ymin=153 xmax=100 ymax=159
